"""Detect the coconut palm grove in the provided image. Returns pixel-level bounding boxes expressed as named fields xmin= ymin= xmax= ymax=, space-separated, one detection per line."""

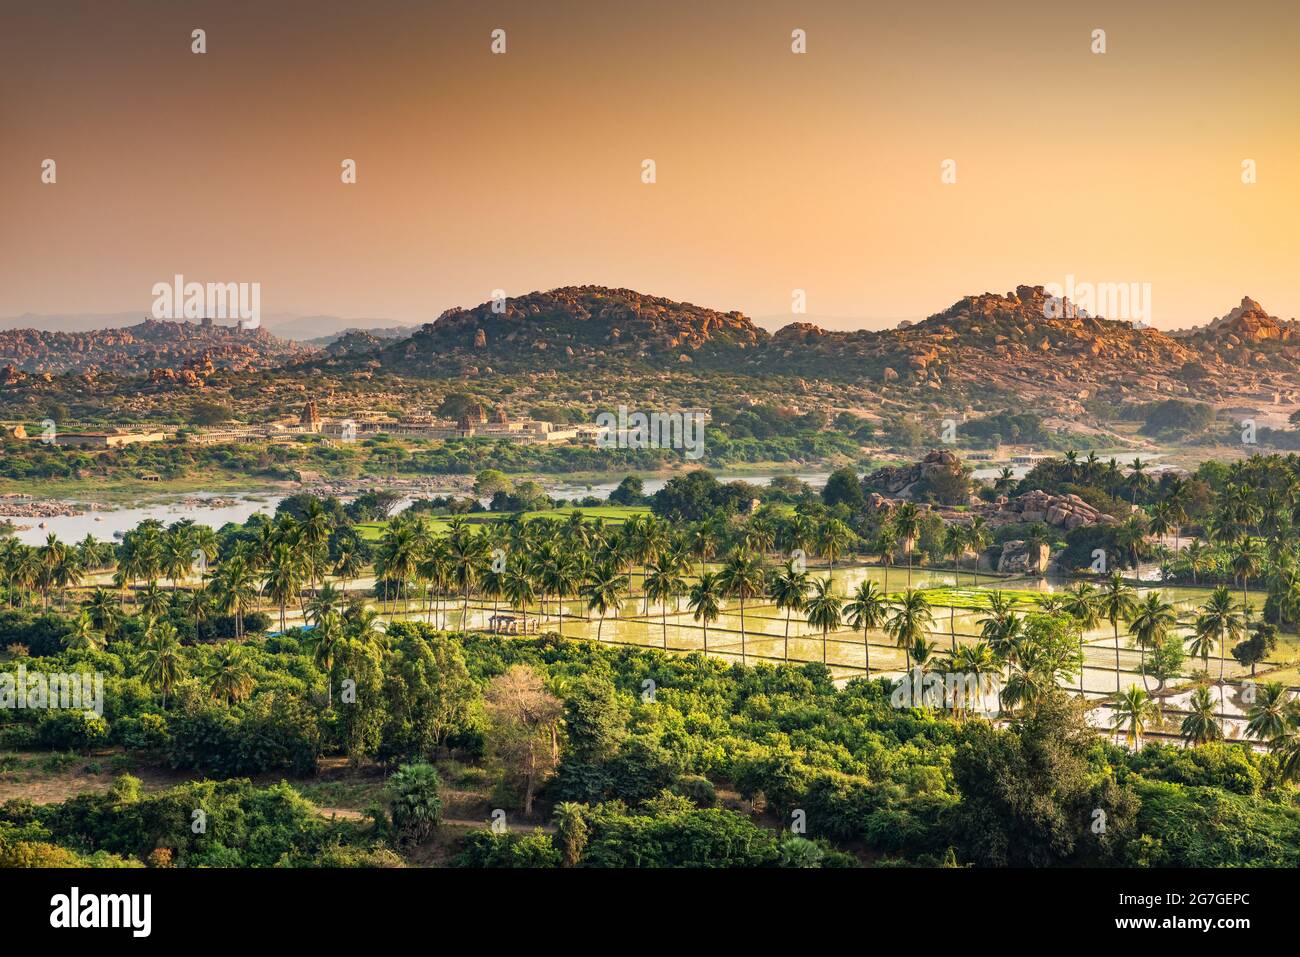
xmin=2 ymin=452 xmax=1300 ymax=878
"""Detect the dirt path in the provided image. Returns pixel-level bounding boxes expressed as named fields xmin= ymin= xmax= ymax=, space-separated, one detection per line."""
xmin=312 ymin=805 xmax=554 ymax=834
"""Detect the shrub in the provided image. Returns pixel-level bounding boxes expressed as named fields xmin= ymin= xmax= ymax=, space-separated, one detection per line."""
xmin=35 ymin=711 xmax=110 ymax=752
xmin=454 ymin=830 xmax=562 ymax=868
xmin=387 ymin=762 xmax=443 ymax=843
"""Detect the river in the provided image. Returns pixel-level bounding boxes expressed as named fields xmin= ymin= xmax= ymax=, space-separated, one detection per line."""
xmin=7 ymin=471 xmax=833 ymax=545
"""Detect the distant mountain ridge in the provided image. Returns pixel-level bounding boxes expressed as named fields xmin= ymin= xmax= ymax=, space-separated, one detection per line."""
xmin=7 ymin=286 xmax=1299 ymax=416
xmin=0 ymin=312 xmax=409 ymax=341
xmin=313 ymin=283 xmax=1300 ymax=414
xmin=0 ymin=318 xmax=308 ymax=378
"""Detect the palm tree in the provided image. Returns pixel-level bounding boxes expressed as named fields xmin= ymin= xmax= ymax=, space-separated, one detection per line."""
xmin=873 ymin=527 xmax=898 ymax=593
xmin=161 ymin=530 xmax=194 ymax=591
xmin=1097 ymin=572 xmax=1136 ymax=695
xmin=885 ymin=589 xmax=933 ymax=674
xmin=745 ymin=515 xmax=778 ymax=555
xmin=890 ymin=504 xmax=923 ymax=588
xmin=1127 ymin=593 xmax=1176 ymax=693
xmin=137 ymin=582 xmax=169 ymax=624
xmin=948 ymin=641 xmax=1000 ymax=718
xmin=263 ymin=542 xmax=304 ymax=633
xmin=1112 ymin=686 xmax=1160 ymax=748
xmin=332 ymin=544 xmax=365 ymax=594
xmin=803 ymin=577 xmax=843 ymax=665
xmin=1126 ymin=458 xmax=1148 ymax=504
xmin=211 ymin=556 xmax=258 ymax=639
xmin=1062 ymin=582 xmax=1100 ymax=696
xmin=378 ymin=521 xmax=419 ymax=614
xmin=84 ymin=588 xmax=122 ymax=640
xmin=814 ymin=519 xmax=854 ymax=571
xmin=1161 ymin=478 xmax=1189 ymax=555
xmin=305 ymin=581 xmax=344 ymax=628
xmin=448 ymin=524 xmax=488 ymax=628
xmin=769 ymin=558 xmax=809 ymax=661
xmin=205 ymin=644 xmax=254 ymax=706
xmin=1245 ymin=682 xmax=1291 ymax=745
xmin=964 ymin=518 xmax=991 ymax=586
xmin=687 ymin=572 xmax=723 ymax=656
xmin=298 ymin=498 xmax=332 ymax=593
xmin=1180 ymin=686 xmax=1223 ymax=745
xmin=1232 ymin=536 xmax=1265 ymax=621
xmin=308 ymin=610 xmax=344 ymax=706
xmin=1183 ymin=540 xmax=1209 ymax=585
xmin=643 ymin=555 xmax=684 ymax=651
xmin=140 ymin=621 xmax=184 ymax=710
xmin=551 ymin=553 xmax=583 ymax=640
xmin=944 ymin=525 xmax=967 ymax=587
xmin=580 ymin=561 xmax=628 ymax=643
xmin=1001 ymin=641 xmax=1062 ymax=714
xmin=1195 ymin=586 xmax=1246 ymax=714
xmin=1148 ymin=502 xmax=1173 ymax=555
xmin=63 ymin=611 xmax=103 ymax=651
xmin=686 ymin=523 xmax=717 ymax=580
xmin=978 ymin=592 xmax=1022 ymax=710
xmin=845 ymin=580 xmax=888 ymax=677
xmin=422 ymin=543 xmax=453 ymax=628
xmin=182 ymin=586 xmax=213 ymax=628
xmin=503 ymin=566 xmax=537 ymax=631
xmin=553 ymin=801 xmax=588 ymax=868
xmin=717 ymin=549 xmax=767 ymax=667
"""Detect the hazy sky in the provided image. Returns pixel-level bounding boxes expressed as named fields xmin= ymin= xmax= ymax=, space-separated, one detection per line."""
xmin=2 ymin=0 xmax=1298 ymax=330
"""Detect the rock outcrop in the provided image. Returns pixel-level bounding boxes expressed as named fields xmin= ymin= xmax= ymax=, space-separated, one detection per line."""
xmin=994 ymin=490 xmax=1118 ymax=530
xmin=863 ymin=449 xmax=963 ymax=497
xmin=992 ymin=540 xmax=1050 ymax=574
xmin=0 ymin=319 xmax=306 ymax=378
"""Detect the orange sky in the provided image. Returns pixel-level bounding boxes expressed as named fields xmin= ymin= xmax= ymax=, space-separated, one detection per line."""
xmin=2 ymin=0 xmax=1297 ymax=330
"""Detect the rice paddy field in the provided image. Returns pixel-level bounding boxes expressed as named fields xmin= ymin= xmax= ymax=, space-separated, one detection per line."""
xmin=354 ymin=505 xmax=649 ymax=542
xmin=361 ymin=557 xmax=1292 ymax=742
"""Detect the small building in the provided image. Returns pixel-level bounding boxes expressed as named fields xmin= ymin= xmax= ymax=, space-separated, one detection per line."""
xmin=53 ymin=430 xmax=170 ymax=449
xmin=488 ymin=614 xmax=539 ymax=635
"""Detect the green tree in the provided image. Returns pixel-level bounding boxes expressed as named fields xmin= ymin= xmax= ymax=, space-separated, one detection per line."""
xmin=1180 ymin=686 xmax=1223 ymax=745
xmin=803 ymin=577 xmax=843 ymax=665
xmin=845 ymin=580 xmax=887 ymax=676
xmin=769 ymin=558 xmax=809 ymax=660
xmin=687 ymin=572 xmax=724 ymax=656
xmin=1097 ymin=572 xmax=1136 ymax=695
xmin=718 ymin=549 xmax=767 ymax=666
xmin=886 ymin=589 xmax=933 ymax=673
xmin=388 ymin=762 xmax=443 ymax=843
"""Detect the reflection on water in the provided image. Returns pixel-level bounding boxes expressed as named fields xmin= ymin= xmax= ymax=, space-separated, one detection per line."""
xmin=395 ymin=565 xmax=1268 ymax=698
xmin=10 ymin=493 xmax=284 ymax=546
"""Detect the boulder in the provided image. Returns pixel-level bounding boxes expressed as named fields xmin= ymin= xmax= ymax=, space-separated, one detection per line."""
xmin=996 ymin=540 xmax=1050 ymax=574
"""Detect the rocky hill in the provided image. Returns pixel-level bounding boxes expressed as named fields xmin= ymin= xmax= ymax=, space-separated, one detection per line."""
xmin=1172 ymin=296 xmax=1300 ymax=367
xmin=758 ymin=285 xmax=1300 ymax=412
xmin=0 ymin=319 xmax=310 ymax=381
xmin=299 ymin=284 xmax=1300 ymax=413
xmin=13 ymin=286 xmax=1298 ymax=419
xmin=364 ymin=286 xmax=768 ymax=374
